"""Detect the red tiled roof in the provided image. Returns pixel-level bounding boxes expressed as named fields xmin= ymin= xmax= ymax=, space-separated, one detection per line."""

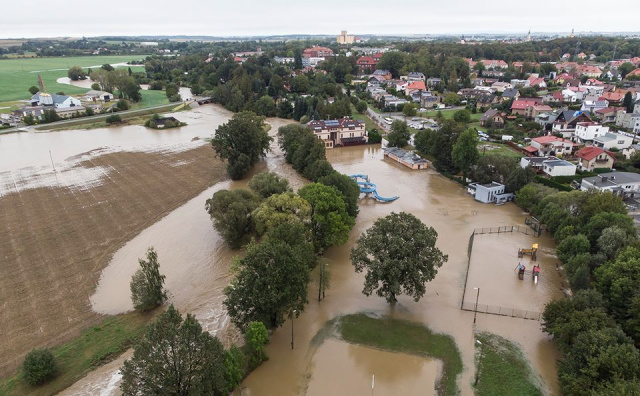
xmin=523 ymin=146 xmax=539 ymax=153
xmin=406 ymin=81 xmax=426 ymax=90
xmin=595 ymin=107 xmax=623 ymax=114
xmin=533 ymin=135 xmax=576 ymax=145
xmin=576 ymin=146 xmax=615 ymax=161
xmin=511 ymin=99 xmax=541 ymax=109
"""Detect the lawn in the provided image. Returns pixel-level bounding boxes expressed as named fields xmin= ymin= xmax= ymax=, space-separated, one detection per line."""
xmin=474 ymin=332 xmax=542 ymax=396
xmin=477 ymin=142 xmax=524 ymax=158
xmin=0 ymin=311 xmax=154 ymax=396
xmin=421 ymin=108 xmax=482 ymax=121
xmin=134 ymin=89 xmax=170 ymax=109
xmin=0 ymin=55 xmax=148 ymax=102
xmin=351 ymin=108 xmax=378 ymax=131
xmin=339 ymin=314 xmax=462 ymax=396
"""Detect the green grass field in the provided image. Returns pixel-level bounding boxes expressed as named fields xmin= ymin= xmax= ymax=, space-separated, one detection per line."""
xmin=0 ymin=311 xmax=154 ymax=396
xmin=421 ymin=108 xmax=483 ymax=121
xmin=477 ymin=142 xmax=524 ymax=158
xmin=339 ymin=314 xmax=463 ymax=396
xmin=134 ymin=90 xmax=170 ymax=109
xmin=474 ymin=333 xmax=542 ymax=396
xmin=0 ymin=55 xmax=148 ymax=102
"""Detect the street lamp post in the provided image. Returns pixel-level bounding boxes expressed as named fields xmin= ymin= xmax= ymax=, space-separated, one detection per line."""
xmin=475 ymin=340 xmax=484 ymax=386
xmin=473 ymin=287 xmax=480 ymax=324
xmin=291 ymin=309 xmax=297 ymax=350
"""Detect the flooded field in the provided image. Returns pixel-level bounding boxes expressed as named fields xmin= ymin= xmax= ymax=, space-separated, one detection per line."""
xmin=304 ymin=339 xmax=440 ymax=396
xmin=0 ymin=105 xmax=562 ymax=395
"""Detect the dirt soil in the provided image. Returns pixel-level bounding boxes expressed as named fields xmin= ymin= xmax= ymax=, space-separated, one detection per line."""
xmin=0 ymin=144 xmax=225 ymax=377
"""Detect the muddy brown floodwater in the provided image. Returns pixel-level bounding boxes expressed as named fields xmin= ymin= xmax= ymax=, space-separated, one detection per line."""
xmin=69 ymin=131 xmax=562 ymax=395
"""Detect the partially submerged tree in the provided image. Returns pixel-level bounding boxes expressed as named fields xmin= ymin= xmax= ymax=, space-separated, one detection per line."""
xmin=298 ymin=183 xmax=354 ymax=251
xmin=211 ymin=112 xmax=272 ymax=180
xmin=120 ymin=305 xmax=226 ymax=395
xmin=224 ymin=240 xmax=310 ymax=329
xmin=318 ymin=172 xmax=361 ymax=218
xmin=351 ymin=212 xmax=448 ymax=303
xmin=252 ymin=192 xmax=311 ymax=235
xmin=206 ymin=189 xmax=260 ymax=248
xmin=451 ymin=129 xmax=479 ymax=183
xmin=248 ymin=171 xmax=290 ymax=199
xmin=130 ymin=247 xmax=167 ymax=312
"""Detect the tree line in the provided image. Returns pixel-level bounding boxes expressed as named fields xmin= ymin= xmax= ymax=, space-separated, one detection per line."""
xmin=515 ymin=185 xmax=640 ymax=394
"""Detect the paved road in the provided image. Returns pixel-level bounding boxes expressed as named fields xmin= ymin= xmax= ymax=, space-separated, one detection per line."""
xmin=1 ymin=102 xmax=182 ymax=134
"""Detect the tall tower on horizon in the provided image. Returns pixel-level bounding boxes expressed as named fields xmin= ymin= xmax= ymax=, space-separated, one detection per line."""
xmin=527 ymin=29 xmax=531 ymax=42
xmin=569 ymin=28 xmax=575 ymax=38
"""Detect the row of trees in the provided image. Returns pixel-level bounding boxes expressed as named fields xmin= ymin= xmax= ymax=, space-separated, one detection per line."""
xmin=514 ymin=186 xmax=640 ymax=394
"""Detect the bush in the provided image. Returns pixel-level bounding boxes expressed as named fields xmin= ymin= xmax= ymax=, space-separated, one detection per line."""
xmin=91 ymin=82 xmax=101 ymax=90
xmin=368 ymin=128 xmax=382 ymax=144
xmin=535 ymin=175 xmax=573 ymax=192
xmin=245 ymin=322 xmax=269 ymax=370
xmin=116 ymin=100 xmax=129 ymax=111
xmin=85 ymin=107 xmax=94 ymax=116
xmin=105 ymin=114 xmax=122 ymax=124
xmin=22 ymin=349 xmax=57 ymax=385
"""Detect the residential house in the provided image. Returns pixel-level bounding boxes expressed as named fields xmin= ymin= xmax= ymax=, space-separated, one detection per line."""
xmin=491 ymin=82 xmax=513 ymax=93
xmin=420 ymin=94 xmax=439 ymax=108
xmin=542 ymin=159 xmax=577 ymax=177
xmin=502 ymin=88 xmax=520 ymax=101
xmin=595 ymin=107 xmax=623 ymax=123
xmin=623 ymin=144 xmax=640 ymax=159
xmin=576 ymin=65 xmax=603 ymax=78
xmin=406 ymin=72 xmax=426 ymax=81
xmin=543 ymin=91 xmax=564 ymax=104
xmin=356 ymin=56 xmax=378 ymax=74
xmin=581 ymin=98 xmax=610 ymax=113
xmin=475 ymin=94 xmax=498 ymax=109
xmin=467 ymin=182 xmax=513 ymax=204
xmin=525 ymin=105 xmax=553 ymax=119
xmin=510 ymin=79 xmax=528 ymax=87
xmin=581 ymin=172 xmax=640 ymax=196
xmin=552 ymin=110 xmax=593 ymax=138
xmin=593 ymin=132 xmax=633 ymax=151
xmin=511 ymin=97 xmax=543 ymax=115
xmin=405 ymin=80 xmax=426 ymax=96
xmin=520 ymin=156 xmax=562 ymax=172
xmin=616 ymin=111 xmax=640 ymax=129
xmin=527 ymin=135 xmax=576 ymax=157
xmin=480 ymin=109 xmax=505 ymax=128
xmin=574 ymin=122 xmax=609 ymax=143
xmin=535 ymin=111 xmax=559 ymax=129
xmin=372 ymin=69 xmax=392 ymax=80
xmin=303 ymin=46 xmax=334 ymax=58
xmin=307 ymin=118 xmax=367 ymax=148
xmin=600 ymin=91 xmax=625 ymax=105
xmin=575 ymin=146 xmax=615 ymax=171
xmin=527 ymin=76 xmax=547 ymax=89
xmin=426 ymin=78 xmax=441 ymax=88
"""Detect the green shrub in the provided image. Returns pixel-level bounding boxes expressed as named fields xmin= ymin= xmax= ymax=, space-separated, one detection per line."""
xmin=244 ymin=322 xmax=269 ymax=369
xmin=105 ymin=114 xmax=122 ymax=124
xmin=22 ymin=349 xmax=57 ymax=386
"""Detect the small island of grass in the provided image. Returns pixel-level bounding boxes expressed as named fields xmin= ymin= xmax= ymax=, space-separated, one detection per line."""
xmin=144 ymin=114 xmax=186 ymax=129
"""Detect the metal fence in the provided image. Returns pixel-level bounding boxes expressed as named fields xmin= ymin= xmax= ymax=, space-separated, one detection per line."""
xmin=460 ymin=232 xmax=475 ymax=309
xmin=461 ymin=301 xmax=542 ymax=321
xmin=473 ymin=225 xmax=535 ymax=236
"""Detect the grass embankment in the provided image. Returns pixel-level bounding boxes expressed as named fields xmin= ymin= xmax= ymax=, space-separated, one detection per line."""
xmin=474 ymin=333 xmax=542 ymax=396
xmin=0 ymin=312 xmax=154 ymax=396
xmin=339 ymin=314 xmax=462 ymax=396
xmin=0 ymin=55 xmax=148 ymax=103
xmin=352 ymin=111 xmax=378 ymax=131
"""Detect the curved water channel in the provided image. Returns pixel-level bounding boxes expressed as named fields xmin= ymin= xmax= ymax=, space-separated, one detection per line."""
xmin=0 ymin=104 xmax=562 ymax=395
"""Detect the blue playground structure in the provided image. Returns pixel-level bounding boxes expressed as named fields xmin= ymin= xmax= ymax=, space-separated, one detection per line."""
xmin=349 ymin=174 xmax=399 ymax=202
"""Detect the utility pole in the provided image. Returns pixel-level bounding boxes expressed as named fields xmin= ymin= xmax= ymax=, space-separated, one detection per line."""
xmin=49 ymin=150 xmax=56 ymax=172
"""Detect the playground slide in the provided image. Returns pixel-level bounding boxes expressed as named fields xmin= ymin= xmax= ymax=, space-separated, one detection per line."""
xmin=350 ymin=174 xmax=399 ymax=202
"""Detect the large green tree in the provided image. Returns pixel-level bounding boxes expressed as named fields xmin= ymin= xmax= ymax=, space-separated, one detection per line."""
xmin=130 ymin=247 xmax=167 ymax=312
xmin=451 ymin=129 xmax=479 ymax=183
xmin=252 ymin=192 xmax=311 ymax=235
xmin=205 ymin=189 xmax=261 ymax=248
xmin=248 ymin=171 xmax=290 ymax=199
xmin=224 ymin=240 xmax=310 ymax=329
xmin=211 ymin=112 xmax=272 ymax=180
xmin=298 ymin=183 xmax=355 ymax=251
xmin=387 ymin=120 xmax=411 ymax=148
xmin=120 ymin=305 xmax=227 ymax=395
xmin=318 ymin=172 xmax=361 ymax=218
xmin=351 ymin=212 xmax=448 ymax=303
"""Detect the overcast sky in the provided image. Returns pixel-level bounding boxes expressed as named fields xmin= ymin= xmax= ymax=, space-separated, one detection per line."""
xmin=3 ymin=0 xmax=640 ymax=38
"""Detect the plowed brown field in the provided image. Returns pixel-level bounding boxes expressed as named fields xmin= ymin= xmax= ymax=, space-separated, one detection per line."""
xmin=0 ymin=144 xmax=225 ymax=376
